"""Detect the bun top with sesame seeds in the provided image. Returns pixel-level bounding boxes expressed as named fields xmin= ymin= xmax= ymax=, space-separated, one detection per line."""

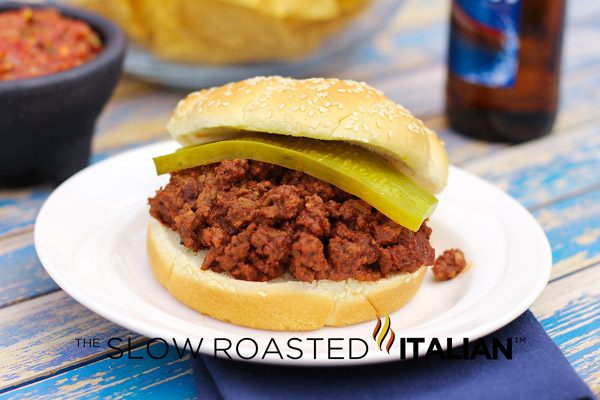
xmin=167 ymin=76 xmax=448 ymax=194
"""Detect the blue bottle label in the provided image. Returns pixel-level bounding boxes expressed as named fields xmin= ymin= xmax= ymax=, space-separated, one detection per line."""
xmin=449 ymin=0 xmax=522 ymax=88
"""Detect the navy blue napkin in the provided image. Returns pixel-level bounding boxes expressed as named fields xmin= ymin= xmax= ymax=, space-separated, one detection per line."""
xmin=192 ymin=311 xmax=594 ymax=400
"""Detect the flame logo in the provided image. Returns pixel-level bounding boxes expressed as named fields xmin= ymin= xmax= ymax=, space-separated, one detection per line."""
xmin=372 ymin=314 xmax=395 ymax=353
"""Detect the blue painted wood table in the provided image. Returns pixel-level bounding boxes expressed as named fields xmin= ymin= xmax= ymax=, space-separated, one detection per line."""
xmin=1 ymin=0 xmax=599 ymax=398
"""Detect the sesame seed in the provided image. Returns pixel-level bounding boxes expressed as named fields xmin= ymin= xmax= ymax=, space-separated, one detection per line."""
xmin=407 ymin=122 xmax=420 ymax=133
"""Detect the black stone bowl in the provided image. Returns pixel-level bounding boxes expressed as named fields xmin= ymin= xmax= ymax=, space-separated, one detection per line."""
xmin=0 ymin=2 xmax=126 ymax=186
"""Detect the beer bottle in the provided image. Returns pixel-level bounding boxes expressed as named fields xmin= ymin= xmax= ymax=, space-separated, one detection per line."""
xmin=445 ymin=0 xmax=567 ymax=142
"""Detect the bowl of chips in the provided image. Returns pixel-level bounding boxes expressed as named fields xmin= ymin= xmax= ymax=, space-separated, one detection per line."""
xmin=69 ymin=0 xmax=403 ymax=88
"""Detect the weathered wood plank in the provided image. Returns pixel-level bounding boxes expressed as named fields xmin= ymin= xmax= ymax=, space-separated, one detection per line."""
xmin=0 ymin=346 xmax=196 ymax=400
xmin=464 ymin=123 xmax=600 ymax=209
xmin=92 ymin=89 xmax=179 ymax=143
xmin=532 ymin=265 xmax=600 ymax=395
xmin=0 ymin=231 xmax=57 ymax=308
xmin=535 ymin=189 xmax=600 ymax=281
xmin=0 ymin=291 xmax=142 ymax=390
xmin=1 ymin=0 xmax=599 ymax=396
xmin=0 ymin=188 xmax=50 ymax=238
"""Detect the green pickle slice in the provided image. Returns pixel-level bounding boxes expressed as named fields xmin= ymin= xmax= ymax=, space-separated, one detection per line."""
xmin=154 ymin=135 xmax=437 ymax=231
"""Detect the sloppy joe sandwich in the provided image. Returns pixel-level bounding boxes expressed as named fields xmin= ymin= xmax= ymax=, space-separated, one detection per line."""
xmin=148 ymin=76 xmax=448 ymax=331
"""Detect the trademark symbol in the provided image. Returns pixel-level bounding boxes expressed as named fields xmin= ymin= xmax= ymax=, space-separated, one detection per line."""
xmin=515 ymin=337 xmax=526 ymax=344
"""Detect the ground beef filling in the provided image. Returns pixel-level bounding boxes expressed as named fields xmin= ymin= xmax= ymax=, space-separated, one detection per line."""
xmin=433 ymin=249 xmax=467 ymax=281
xmin=149 ymin=160 xmax=435 ymax=282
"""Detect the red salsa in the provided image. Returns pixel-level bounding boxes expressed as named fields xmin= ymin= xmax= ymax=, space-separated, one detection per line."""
xmin=0 ymin=8 xmax=102 ymax=81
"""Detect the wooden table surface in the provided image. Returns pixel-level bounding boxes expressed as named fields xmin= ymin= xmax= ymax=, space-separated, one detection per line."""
xmin=1 ymin=0 xmax=599 ymax=398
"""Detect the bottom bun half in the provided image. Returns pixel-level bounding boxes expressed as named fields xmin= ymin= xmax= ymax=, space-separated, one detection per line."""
xmin=147 ymin=217 xmax=428 ymax=331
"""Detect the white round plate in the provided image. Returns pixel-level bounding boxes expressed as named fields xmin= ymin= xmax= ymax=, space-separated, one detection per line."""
xmin=35 ymin=141 xmax=552 ymax=366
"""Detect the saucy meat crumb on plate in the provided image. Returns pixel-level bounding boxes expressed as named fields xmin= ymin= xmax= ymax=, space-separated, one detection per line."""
xmin=433 ymin=249 xmax=468 ymax=281
xmin=149 ymin=159 xmax=436 ymax=283
xmin=0 ymin=8 xmax=102 ymax=81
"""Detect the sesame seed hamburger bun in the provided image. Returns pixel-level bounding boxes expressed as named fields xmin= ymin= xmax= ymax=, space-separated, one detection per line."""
xmin=168 ymin=76 xmax=448 ymax=194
